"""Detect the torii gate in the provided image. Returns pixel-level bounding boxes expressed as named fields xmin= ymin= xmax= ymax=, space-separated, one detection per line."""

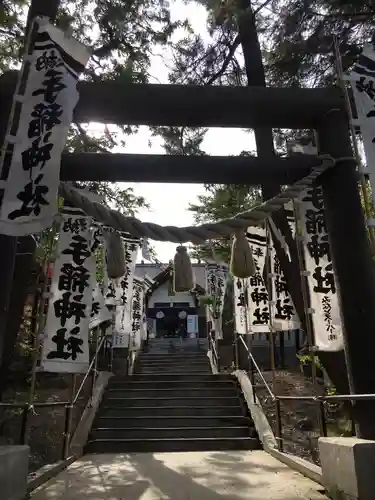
xmin=0 ymin=1 xmax=375 ymax=440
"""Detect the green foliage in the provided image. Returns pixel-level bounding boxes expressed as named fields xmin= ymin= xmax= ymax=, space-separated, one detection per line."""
xmin=199 ymin=293 xmax=220 ymax=318
xmin=265 ymin=0 xmax=375 ymax=88
xmin=150 ymin=126 xmax=207 ymax=156
xmin=189 ymin=181 xmax=262 ymax=262
xmin=198 ymin=294 xmax=215 ymax=306
xmin=296 ymin=353 xmax=322 ymax=368
xmin=0 ymin=0 xmax=27 ymax=72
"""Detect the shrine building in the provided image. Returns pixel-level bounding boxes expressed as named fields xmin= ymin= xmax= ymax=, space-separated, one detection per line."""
xmin=135 ymin=262 xmax=207 ymax=339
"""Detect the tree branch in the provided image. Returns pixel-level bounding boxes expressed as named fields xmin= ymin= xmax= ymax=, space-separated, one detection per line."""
xmin=253 ymin=0 xmax=274 ymax=15
xmin=206 ymin=35 xmax=241 ymax=85
xmin=74 ymin=123 xmax=112 ymax=154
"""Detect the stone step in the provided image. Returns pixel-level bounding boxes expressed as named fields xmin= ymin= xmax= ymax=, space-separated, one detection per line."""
xmin=110 ymin=372 xmax=236 ymax=382
xmin=112 ymin=373 xmax=233 ymax=382
xmin=137 ymin=366 xmax=211 ymax=373
xmin=107 ymin=380 xmax=237 ymax=389
xmin=138 ymin=357 xmax=208 ymax=364
xmin=138 ymin=363 xmax=210 ymax=370
xmin=139 ymin=351 xmax=207 ymax=358
xmin=98 ymin=405 xmax=244 ymax=417
xmin=85 ymin=436 xmax=260 ymax=454
xmin=102 ymin=396 xmax=241 ymax=407
xmin=105 ymin=388 xmax=238 ymax=398
xmin=94 ymin=415 xmax=252 ymax=428
xmin=90 ymin=426 xmax=255 ymax=440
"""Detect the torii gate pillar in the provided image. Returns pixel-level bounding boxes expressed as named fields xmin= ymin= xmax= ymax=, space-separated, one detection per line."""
xmin=317 ymin=108 xmax=375 ymax=439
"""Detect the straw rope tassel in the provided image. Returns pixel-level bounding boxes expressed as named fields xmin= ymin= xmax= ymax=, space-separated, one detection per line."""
xmin=230 ymin=231 xmax=255 ymax=278
xmin=173 ymin=245 xmax=194 ymax=292
xmin=104 ymin=230 xmax=125 ymax=279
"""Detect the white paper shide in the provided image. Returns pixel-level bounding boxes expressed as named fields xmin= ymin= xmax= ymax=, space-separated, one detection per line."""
xmin=299 ymin=186 xmax=343 ymax=351
xmin=42 ymin=209 xmax=95 ymax=372
xmin=0 ymin=19 xmax=90 ymax=236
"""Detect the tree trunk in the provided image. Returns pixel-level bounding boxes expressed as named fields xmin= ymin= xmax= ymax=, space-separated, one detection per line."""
xmin=237 ymin=3 xmax=304 ymax=321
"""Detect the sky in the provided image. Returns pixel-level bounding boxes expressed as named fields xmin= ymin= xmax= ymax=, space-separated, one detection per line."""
xmin=93 ymin=0 xmax=256 ymax=263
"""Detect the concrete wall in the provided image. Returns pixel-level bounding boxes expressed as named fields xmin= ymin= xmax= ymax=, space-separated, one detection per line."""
xmin=0 ymin=446 xmax=29 ymax=500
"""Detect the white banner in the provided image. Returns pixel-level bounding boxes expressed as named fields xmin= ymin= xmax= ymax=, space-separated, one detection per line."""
xmin=246 ymin=227 xmax=270 ymax=333
xmin=112 ymin=238 xmax=139 ymax=344
xmin=299 ymin=186 xmax=343 ymax=351
xmin=90 ymin=282 xmax=112 ymax=329
xmin=206 ymin=262 xmax=228 ymax=338
xmin=347 ymin=44 xmax=375 ymax=208
xmin=130 ymin=279 xmax=144 ymax=350
xmin=206 ymin=263 xmax=228 ymax=317
xmin=89 ymin=225 xmax=111 ymax=329
xmin=115 ymin=238 xmax=139 ymax=306
xmin=42 ymin=208 xmax=94 ymax=372
xmin=268 ymin=201 xmax=296 ymax=262
xmin=0 ymin=19 xmax=90 ymax=236
xmin=269 ymin=233 xmax=300 ymax=331
xmin=234 ymin=278 xmax=248 ymax=334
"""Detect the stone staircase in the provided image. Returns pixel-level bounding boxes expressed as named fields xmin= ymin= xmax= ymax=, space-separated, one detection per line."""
xmin=86 ymin=338 xmax=261 ymax=453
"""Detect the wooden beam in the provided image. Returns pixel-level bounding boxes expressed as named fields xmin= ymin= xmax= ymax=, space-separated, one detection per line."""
xmin=0 ymin=74 xmax=346 ymax=129
xmin=60 ymin=153 xmax=318 ymax=184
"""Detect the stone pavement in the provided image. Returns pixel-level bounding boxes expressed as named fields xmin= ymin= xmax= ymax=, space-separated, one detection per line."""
xmin=30 ymin=450 xmax=327 ymax=500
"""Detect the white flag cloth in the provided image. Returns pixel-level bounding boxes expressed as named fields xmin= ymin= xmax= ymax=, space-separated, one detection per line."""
xmin=245 ymin=227 xmax=270 ymax=333
xmin=42 ymin=208 xmax=94 ymax=373
xmin=234 ymin=277 xmax=248 ymax=334
xmin=89 ymin=225 xmax=111 ymax=329
xmin=269 ymin=232 xmax=300 ymax=331
xmin=90 ymin=281 xmax=112 ymax=329
xmin=0 ymin=19 xmax=90 ymax=236
xmin=206 ymin=262 xmax=228 ymax=316
xmin=298 ymin=186 xmax=343 ymax=351
xmin=112 ymin=238 xmax=139 ymax=346
xmin=115 ymin=238 xmax=139 ymax=306
xmin=130 ymin=278 xmax=145 ymax=350
xmin=347 ymin=43 xmax=375 ymax=208
xmin=205 ymin=262 xmax=228 ymax=338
